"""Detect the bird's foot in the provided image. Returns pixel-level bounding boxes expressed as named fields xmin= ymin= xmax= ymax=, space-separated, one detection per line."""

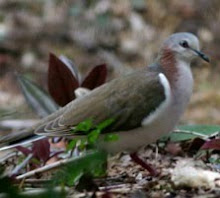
xmin=130 ymin=152 xmax=158 ymax=176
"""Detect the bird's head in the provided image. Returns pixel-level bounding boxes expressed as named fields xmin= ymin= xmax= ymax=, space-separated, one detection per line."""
xmin=161 ymin=32 xmax=209 ymax=63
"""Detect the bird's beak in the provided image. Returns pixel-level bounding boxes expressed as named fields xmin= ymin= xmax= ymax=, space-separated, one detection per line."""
xmin=190 ymin=48 xmax=210 ymax=62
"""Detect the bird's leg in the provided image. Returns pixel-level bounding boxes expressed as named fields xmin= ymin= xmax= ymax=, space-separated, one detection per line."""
xmin=130 ymin=152 xmax=158 ymax=176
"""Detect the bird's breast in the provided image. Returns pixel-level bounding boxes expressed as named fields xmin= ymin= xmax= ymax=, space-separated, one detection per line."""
xmin=172 ymin=60 xmax=194 ymax=115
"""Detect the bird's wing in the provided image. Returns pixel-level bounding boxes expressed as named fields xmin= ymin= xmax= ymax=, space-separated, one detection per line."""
xmin=35 ymin=68 xmax=166 ymax=136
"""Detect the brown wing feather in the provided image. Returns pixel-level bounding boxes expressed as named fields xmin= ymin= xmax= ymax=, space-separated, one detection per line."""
xmin=35 ymin=68 xmax=165 ymax=135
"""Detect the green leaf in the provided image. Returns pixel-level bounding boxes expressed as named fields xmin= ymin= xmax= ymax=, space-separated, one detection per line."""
xmin=66 ymin=139 xmax=78 ymax=151
xmin=78 ymin=138 xmax=88 ymax=151
xmin=74 ymin=119 xmax=93 ymax=133
xmin=53 ymin=150 xmax=107 ymax=186
xmin=209 ymin=156 xmax=220 ymax=164
xmin=160 ymin=125 xmax=220 ymax=142
xmin=104 ymin=134 xmax=119 ymax=142
xmin=0 ymin=167 xmax=66 ymax=198
xmin=66 ymin=169 xmax=84 ymax=186
xmin=87 ymin=129 xmax=101 ymax=145
xmin=31 ymin=157 xmax=41 ymax=165
xmin=18 ymin=75 xmax=59 ymax=118
xmin=96 ymin=118 xmax=115 ymax=131
xmin=0 ymin=167 xmax=21 ymax=197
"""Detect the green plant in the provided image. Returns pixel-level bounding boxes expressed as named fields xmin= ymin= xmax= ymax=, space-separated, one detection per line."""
xmin=67 ymin=118 xmax=117 ymax=151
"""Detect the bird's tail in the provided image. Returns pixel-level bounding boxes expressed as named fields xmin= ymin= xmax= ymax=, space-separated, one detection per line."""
xmin=0 ymin=126 xmax=41 ymax=151
xmin=0 ymin=103 xmax=71 ymax=151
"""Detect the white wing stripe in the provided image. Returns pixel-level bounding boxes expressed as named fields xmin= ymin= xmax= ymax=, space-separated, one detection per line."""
xmin=141 ymin=73 xmax=171 ymax=126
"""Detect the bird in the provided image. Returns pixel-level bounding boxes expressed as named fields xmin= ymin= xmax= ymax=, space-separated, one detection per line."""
xmin=0 ymin=32 xmax=209 ymax=155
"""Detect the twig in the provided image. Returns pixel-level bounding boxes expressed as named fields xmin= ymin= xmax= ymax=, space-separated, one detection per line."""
xmin=10 ymin=153 xmax=33 ymax=176
xmin=173 ymin=129 xmax=209 ymax=139
xmin=99 ymin=183 xmax=142 ymax=192
xmin=23 ymin=178 xmax=51 ymax=184
xmin=20 ymin=187 xmax=69 ymax=196
xmin=0 ymin=151 xmax=17 ymax=164
xmin=20 ymin=179 xmax=51 ymax=188
xmin=71 ymin=184 xmax=143 ymax=198
xmin=94 ymin=173 xmax=127 ymax=183
xmin=16 ymin=158 xmax=71 ymax=180
xmin=16 ymin=152 xmax=95 ymax=180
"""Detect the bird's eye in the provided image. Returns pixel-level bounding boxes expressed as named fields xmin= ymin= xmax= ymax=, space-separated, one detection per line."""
xmin=180 ymin=40 xmax=189 ymax=48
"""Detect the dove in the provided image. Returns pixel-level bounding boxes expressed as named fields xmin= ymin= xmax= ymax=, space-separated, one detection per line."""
xmin=0 ymin=32 xmax=209 ymax=155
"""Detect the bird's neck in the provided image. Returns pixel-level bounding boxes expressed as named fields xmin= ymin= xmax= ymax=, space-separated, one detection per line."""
xmin=157 ymin=47 xmax=194 ymax=110
xmin=157 ymin=48 xmax=192 ymax=89
xmin=157 ymin=48 xmax=179 ymax=87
